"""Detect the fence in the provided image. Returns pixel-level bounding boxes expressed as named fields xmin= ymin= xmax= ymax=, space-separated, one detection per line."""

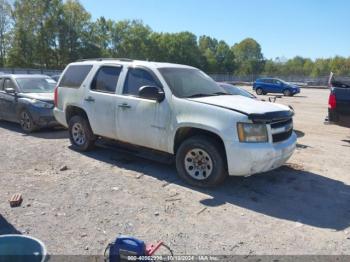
xmin=1 ymin=67 xmax=349 ymax=87
xmin=210 ymin=74 xmax=350 ymax=87
xmin=0 ymin=68 xmax=62 ymax=76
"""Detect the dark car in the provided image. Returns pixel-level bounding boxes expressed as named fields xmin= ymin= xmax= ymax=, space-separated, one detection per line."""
xmin=218 ymin=82 xmax=256 ymax=99
xmin=253 ymin=78 xmax=300 ymax=96
xmin=0 ymin=74 xmax=59 ymax=132
xmin=50 ymin=74 xmax=61 ymax=82
xmin=327 ymin=73 xmax=350 ymax=127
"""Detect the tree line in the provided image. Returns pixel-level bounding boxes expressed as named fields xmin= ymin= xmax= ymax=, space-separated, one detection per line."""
xmin=0 ymin=0 xmax=349 ymax=77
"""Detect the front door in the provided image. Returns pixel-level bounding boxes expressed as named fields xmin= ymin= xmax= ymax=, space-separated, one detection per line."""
xmin=116 ymin=67 xmax=170 ymax=152
xmin=84 ymin=65 xmax=122 ymax=139
xmin=0 ymin=78 xmax=18 ymax=121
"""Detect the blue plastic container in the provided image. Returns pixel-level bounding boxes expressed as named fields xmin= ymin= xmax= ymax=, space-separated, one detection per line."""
xmin=109 ymin=236 xmax=145 ymax=262
xmin=0 ymin=235 xmax=47 ymax=262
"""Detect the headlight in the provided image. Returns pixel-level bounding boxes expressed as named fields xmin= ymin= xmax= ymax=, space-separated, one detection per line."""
xmin=32 ymin=100 xmax=53 ymax=109
xmin=237 ymin=123 xmax=268 ymax=143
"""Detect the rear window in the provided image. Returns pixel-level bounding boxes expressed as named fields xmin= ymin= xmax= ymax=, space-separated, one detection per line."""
xmin=59 ymin=65 xmax=93 ymax=88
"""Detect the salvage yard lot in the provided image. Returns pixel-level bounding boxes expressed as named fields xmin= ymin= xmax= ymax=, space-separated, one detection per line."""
xmin=0 ymin=87 xmax=350 ymax=255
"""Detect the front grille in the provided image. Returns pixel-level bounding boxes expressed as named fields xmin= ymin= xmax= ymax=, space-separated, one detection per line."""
xmin=272 ymin=129 xmax=293 ymax=143
xmin=270 ymin=118 xmax=293 ymax=143
xmin=270 ymin=118 xmax=292 ymax=129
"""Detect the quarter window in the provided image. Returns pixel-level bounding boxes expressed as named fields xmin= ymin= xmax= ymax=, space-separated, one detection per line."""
xmin=123 ymin=68 xmax=159 ymax=96
xmin=0 ymin=78 xmax=3 ymax=91
xmin=59 ymin=65 xmax=93 ymax=88
xmin=91 ymin=66 xmax=122 ymax=93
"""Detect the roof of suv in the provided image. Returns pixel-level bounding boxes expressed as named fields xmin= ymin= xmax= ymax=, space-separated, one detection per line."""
xmin=70 ymin=59 xmax=196 ymax=70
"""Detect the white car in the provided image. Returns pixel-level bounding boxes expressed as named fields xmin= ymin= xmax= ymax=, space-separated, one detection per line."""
xmin=54 ymin=59 xmax=296 ymax=187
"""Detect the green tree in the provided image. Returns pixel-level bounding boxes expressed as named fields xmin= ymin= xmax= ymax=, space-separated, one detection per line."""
xmin=232 ymin=38 xmax=264 ymax=76
xmin=0 ymin=0 xmax=11 ymax=67
xmin=58 ymin=0 xmax=93 ymax=65
xmin=110 ymin=20 xmax=152 ymax=60
xmin=91 ymin=17 xmax=114 ymax=57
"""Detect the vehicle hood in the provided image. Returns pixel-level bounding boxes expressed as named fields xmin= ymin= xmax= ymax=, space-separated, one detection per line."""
xmin=19 ymin=93 xmax=54 ymax=102
xmin=188 ymin=95 xmax=293 ymax=122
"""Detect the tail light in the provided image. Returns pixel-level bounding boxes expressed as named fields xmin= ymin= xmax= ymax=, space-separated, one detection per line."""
xmin=328 ymin=93 xmax=336 ymax=109
xmin=54 ymin=86 xmax=58 ymax=107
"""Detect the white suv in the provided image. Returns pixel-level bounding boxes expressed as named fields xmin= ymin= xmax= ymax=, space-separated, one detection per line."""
xmin=54 ymin=59 xmax=297 ymax=187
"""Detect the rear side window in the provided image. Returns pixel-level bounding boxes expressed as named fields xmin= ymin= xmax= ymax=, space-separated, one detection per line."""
xmin=0 ymin=78 xmax=3 ymax=91
xmin=91 ymin=66 xmax=122 ymax=93
xmin=59 ymin=65 xmax=93 ymax=88
xmin=123 ymin=68 xmax=159 ymax=96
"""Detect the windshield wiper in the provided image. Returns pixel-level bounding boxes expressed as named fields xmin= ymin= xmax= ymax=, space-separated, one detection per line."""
xmin=187 ymin=93 xmax=216 ymax=98
xmin=187 ymin=92 xmax=230 ymax=98
xmin=212 ymin=92 xmax=230 ymax=96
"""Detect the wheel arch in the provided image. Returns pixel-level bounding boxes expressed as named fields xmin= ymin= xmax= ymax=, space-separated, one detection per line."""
xmin=65 ymin=105 xmax=89 ymax=124
xmin=173 ymin=126 xmax=227 ymax=169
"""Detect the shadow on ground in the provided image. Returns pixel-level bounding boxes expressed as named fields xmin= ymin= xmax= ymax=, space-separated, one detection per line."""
xmin=76 ymin=141 xmax=350 ymax=231
xmin=0 ymin=121 xmax=67 ymax=139
xmin=0 ymin=215 xmax=21 ymax=235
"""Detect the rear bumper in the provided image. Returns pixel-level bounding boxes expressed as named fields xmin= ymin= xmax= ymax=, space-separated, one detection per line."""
xmin=53 ymin=108 xmax=68 ymax=128
xmin=225 ymin=132 xmax=297 ymax=176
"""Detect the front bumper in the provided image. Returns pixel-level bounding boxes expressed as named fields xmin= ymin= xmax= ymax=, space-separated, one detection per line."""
xmin=29 ymin=106 xmax=59 ymax=128
xmin=225 ymin=132 xmax=297 ymax=176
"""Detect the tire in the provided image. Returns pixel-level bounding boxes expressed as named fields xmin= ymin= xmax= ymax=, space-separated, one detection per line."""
xmin=19 ymin=110 xmax=37 ymax=133
xmin=68 ymin=115 xmax=96 ymax=151
xmin=176 ymin=136 xmax=227 ymax=187
xmin=256 ymin=88 xmax=264 ymax=95
xmin=283 ymin=89 xmax=292 ymax=96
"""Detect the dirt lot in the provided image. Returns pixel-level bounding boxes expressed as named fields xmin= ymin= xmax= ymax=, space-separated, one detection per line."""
xmin=0 ymin=87 xmax=350 ymax=256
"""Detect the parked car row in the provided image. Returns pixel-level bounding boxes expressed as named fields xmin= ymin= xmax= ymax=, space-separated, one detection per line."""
xmin=0 ymin=60 xmax=298 ymax=187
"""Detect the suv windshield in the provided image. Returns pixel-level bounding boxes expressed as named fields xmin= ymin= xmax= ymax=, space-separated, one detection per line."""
xmin=16 ymin=78 xmax=56 ymax=93
xmin=159 ymin=68 xmax=228 ymax=98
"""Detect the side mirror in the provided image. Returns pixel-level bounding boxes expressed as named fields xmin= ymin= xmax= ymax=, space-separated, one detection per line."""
xmin=4 ymin=87 xmax=16 ymax=94
xmin=138 ymin=86 xmax=165 ymax=102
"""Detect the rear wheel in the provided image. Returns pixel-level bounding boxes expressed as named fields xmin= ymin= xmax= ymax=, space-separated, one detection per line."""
xmin=283 ymin=89 xmax=292 ymax=96
xmin=176 ymin=136 xmax=227 ymax=187
xmin=20 ymin=110 xmax=37 ymax=133
xmin=68 ymin=115 xmax=96 ymax=151
xmin=256 ymin=88 xmax=264 ymax=95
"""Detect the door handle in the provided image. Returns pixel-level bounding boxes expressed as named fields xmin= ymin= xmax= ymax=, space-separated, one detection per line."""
xmin=84 ymin=96 xmax=95 ymax=102
xmin=118 ymin=103 xmax=131 ymax=109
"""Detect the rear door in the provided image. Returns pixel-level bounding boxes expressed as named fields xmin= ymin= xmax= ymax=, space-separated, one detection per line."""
xmin=84 ymin=64 xmax=122 ymax=139
xmin=273 ymin=79 xmax=283 ymax=93
xmin=1 ymin=78 xmax=18 ymax=121
xmin=264 ymin=79 xmax=275 ymax=93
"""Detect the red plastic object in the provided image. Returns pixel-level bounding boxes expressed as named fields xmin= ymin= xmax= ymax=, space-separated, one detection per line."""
xmin=145 ymin=241 xmax=163 ymax=256
xmin=328 ymin=93 xmax=336 ymax=109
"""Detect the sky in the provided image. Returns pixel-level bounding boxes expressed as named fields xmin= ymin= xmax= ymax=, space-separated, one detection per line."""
xmin=80 ymin=0 xmax=350 ymax=60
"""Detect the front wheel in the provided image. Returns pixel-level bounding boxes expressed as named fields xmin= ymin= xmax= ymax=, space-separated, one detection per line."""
xmin=283 ymin=89 xmax=292 ymax=96
xmin=68 ymin=115 xmax=96 ymax=151
xmin=176 ymin=136 xmax=227 ymax=187
xmin=20 ymin=110 xmax=37 ymax=133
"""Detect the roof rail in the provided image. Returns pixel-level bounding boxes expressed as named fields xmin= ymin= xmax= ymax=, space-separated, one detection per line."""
xmin=76 ymin=58 xmax=134 ymax=62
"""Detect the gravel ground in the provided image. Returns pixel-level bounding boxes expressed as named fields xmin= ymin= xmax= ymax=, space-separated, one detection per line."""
xmin=0 ymin=87 xmax=350 ymax=256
